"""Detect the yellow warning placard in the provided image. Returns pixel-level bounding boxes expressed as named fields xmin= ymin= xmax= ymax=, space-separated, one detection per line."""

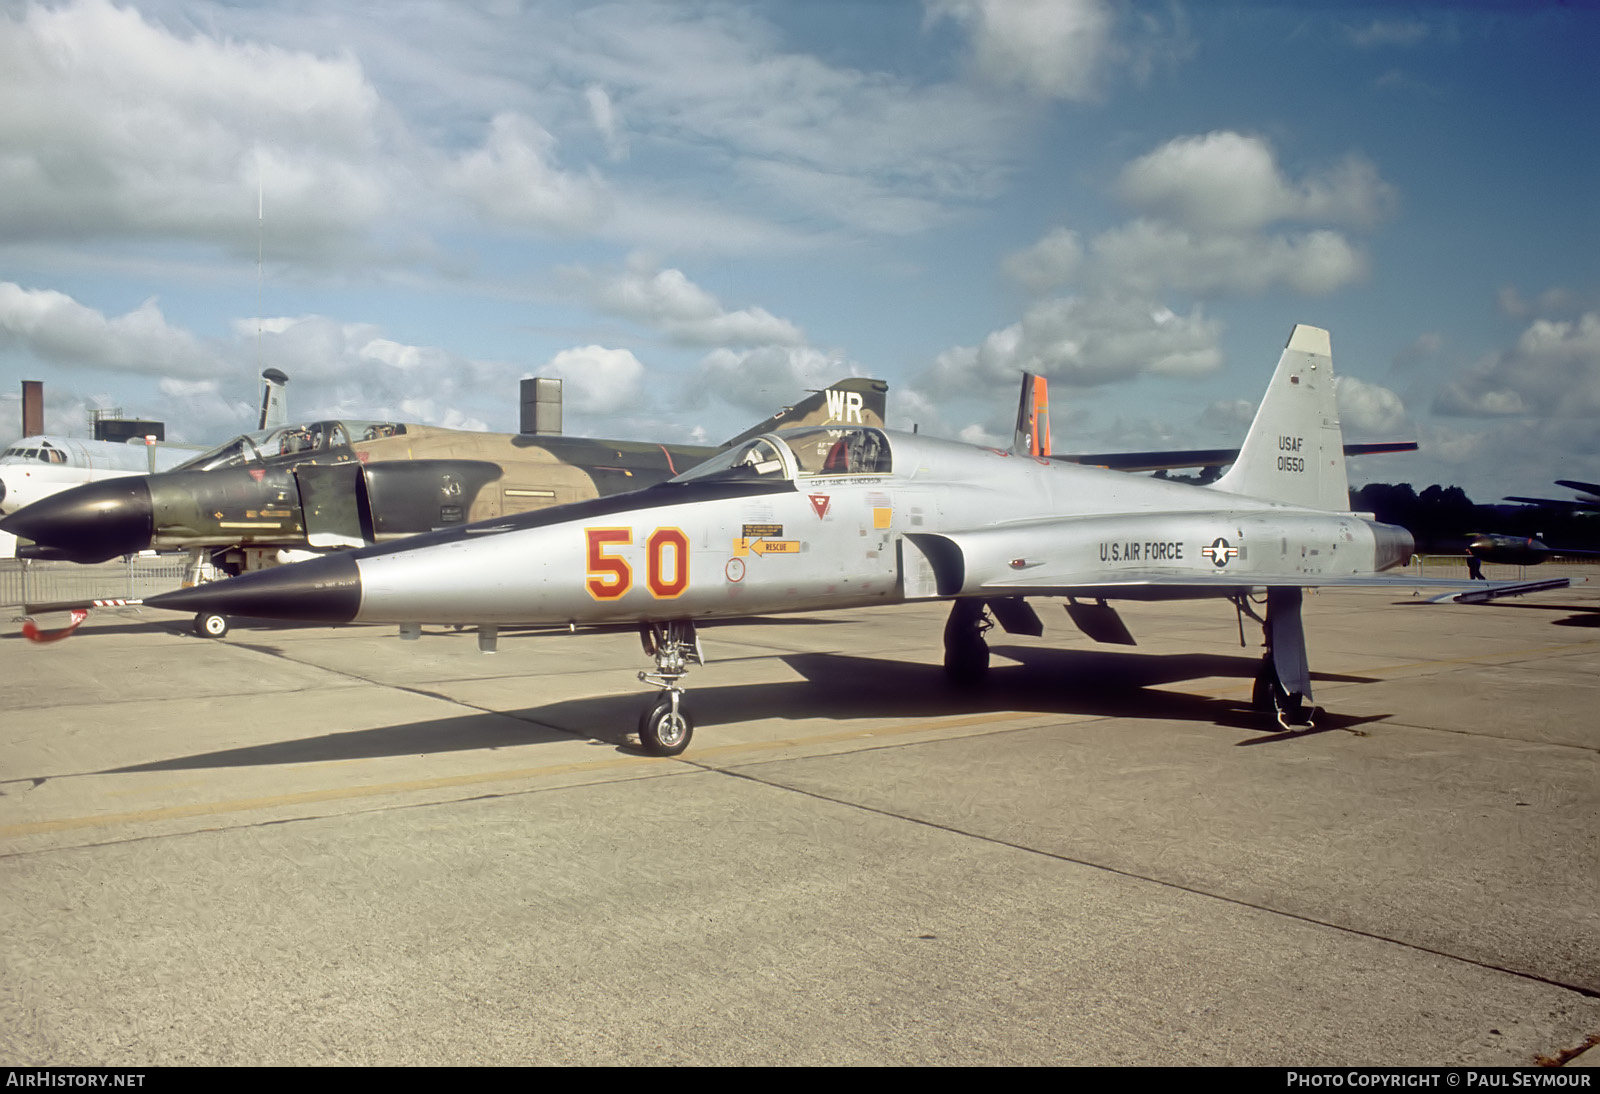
xmin=735 ymin=537 xmax=801 ymax=556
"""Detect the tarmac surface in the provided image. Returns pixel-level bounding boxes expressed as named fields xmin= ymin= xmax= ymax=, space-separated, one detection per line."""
xmin=2 ymin=567 xmax=1598 ymax=1066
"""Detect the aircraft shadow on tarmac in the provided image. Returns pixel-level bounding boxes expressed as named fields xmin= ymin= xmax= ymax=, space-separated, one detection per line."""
xmin=1395 ymin=599 xmax=1600 ymax=628
xmin=101 ymin=646 xmax=1383 ymax=776
xmin=1481 ymin=602 xmax=1600 ymax=628
xmin=103 ymin=710 xmax=582 ymax=774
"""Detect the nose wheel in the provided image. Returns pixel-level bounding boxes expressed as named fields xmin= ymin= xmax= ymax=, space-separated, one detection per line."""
xmin=637 ymin=621 xmax=702 ymax=755
xmin=194 ymin=611 xmax=230 ymax=639
xmin=639 ymin=692 xmax=694 ymax=756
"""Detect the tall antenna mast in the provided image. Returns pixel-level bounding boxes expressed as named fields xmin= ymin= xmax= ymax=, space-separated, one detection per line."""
xmin=256 ymin=160 xmax=263 ymax=375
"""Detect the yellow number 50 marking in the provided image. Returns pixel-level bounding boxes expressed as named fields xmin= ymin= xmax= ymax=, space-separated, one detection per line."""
xmin=585 ymin=527 xmax=690 ymax=601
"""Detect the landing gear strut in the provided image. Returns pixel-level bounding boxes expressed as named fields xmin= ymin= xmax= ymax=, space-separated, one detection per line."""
xmin=943 ymin=599 xmax=992 ymax=687
xmin=1253 ymin=587 xmax=1316 ymax=731
xmin=637 ymin=620 xmax=703 ymax=755
xmin=1252 ymin=653 xmax=1311 ymax=730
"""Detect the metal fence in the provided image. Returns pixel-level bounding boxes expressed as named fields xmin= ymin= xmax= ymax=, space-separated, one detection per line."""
xmin=0 ymin=557 xmax=191 ymax=609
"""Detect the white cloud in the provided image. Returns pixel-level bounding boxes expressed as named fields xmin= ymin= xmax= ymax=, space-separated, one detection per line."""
xmin=1375 ymin=417 xmax=1600 ymax=503
xmin=736 ymin=160 xmax=952 ymax=237
xmin=929 ymin=0 xmax=1117 ymax=101
xmin=586 ymin=85 xmax=628 ymax=161
xmin=1336 ymin=376 xmax=1407 ymax=435
xmin=1115 ymin=131 xmax=1395 ymax=233
xmin=0 ymin=282 xmax=221 ymax=379
xmin=1434 ymin=312 xmax=1600 ymax=418
xmin=1004 ymin=133 xmax=1387 ymax=304
xmin=696 ymin=346 xmax=856 ymax=414
xmin=535 ymin=346 xmax=646 ymax=415
xmin=927 ymin=294 xmax=1223 ymax=394
xmin=571 ymin=257 xmax=805 ymax=347
xmin=569 ymin=2 xmax=1021 ymax=220
xmin=444 ymin=112 xmax=610 ymax=232
xmin=0 ymin=0 xmax=389 ymax=256
xmin=1003 ymin=228 xmax=1085 ymax=292
xmin=1200 ymin=399 xmax=1257 ymax=435
xmin=1497 ymin=284 xmax=1588 ymax=320
xmin=1088 ymin=220 xmax=1367 ymax=297
xmin=228 ymin=314 xmax=513 ymax=433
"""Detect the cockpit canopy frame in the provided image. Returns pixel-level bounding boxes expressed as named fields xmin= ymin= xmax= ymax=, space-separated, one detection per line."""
xmin=670 ymin=426 xmax=892 ymax=485
xmin=170 ymin=420 xmax=408 ymax=472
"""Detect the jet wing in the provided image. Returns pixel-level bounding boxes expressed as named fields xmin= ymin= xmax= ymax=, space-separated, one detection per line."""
xmin=901 ymin=521 xmax=1566 ymax=604
xmin=1053 ymin=441 xmax=1417 ymax=474
xmin=973 ymin=568 xmax=1568 ymax=602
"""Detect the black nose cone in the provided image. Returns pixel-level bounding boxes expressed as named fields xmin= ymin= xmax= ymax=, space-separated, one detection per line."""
xmin=146 ymin=552 xmax=363 ymax=623
xmin=0 ymin=478 xmax=154 ymax=562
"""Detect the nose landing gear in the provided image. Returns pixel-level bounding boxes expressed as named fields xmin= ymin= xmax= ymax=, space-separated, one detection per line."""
xmin=637 ymin=620 xmax=703 ymax=755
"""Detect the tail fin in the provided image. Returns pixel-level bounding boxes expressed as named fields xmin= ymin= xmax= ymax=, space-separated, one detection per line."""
xmin=1011 ymin=372 xmax=1051 ymax=457
xmin=258 ymin=368 xmax=289 ymax=430
xmin=720 ymin=377 xmax=889 ymax=447
xmin=1212 ymin=324 xmax=1349 ymax=511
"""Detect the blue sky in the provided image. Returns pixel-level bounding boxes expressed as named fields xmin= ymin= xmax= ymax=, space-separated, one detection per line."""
xmin=1 ymin=0 xmax=1595 ymax=502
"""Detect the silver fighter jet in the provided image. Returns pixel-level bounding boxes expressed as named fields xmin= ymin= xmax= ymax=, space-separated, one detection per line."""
xmin=144 ymin=325 xmax=1563 ymax=754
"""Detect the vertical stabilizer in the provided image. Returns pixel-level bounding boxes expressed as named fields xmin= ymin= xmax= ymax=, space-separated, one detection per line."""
xmin=258 ymin=368 xmax=290 ymax=430
xmin=1011 ymin=372 xmax=1052 ymax=457
xmin=720 ymin=377 xmax=888 ymax=447
xmin=1213 ymin=325 xmax=1348 ymax=511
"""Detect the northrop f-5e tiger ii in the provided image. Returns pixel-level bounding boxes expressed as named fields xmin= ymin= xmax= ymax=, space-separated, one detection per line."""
xmin=143 ymin=325 xmax=1565 ymax=755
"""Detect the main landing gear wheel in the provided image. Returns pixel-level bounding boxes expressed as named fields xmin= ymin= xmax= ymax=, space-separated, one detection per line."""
xmin=1252 ymin=654 xmax=1312 ymax=731
xmin=943 ymin=600 xmax=992 ymax=687
xmin=638 ymin=695 xmax=694 ymax=756
xmin=194 ymin=611 xmax=229 ymax=639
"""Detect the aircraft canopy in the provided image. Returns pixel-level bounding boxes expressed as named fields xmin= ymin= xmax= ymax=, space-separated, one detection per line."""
xmin=1 ymin=441 xmax=69 ymax=465
xmin=672 ymin=426 xmax=892 ymax=485
xmin=171 ymin=420 xmax=409 ymax=472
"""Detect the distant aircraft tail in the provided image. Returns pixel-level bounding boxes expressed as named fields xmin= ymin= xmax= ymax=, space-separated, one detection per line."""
xmin=258 ymin=368 xmax=289 ymax=430
xmin=720 ymin=377 xmax=889 ymax=447
xmin=1212 ymin=324 xmax=1349 ymax=511
xmin=1011 ymin=372 xmax=1051 ymax=457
